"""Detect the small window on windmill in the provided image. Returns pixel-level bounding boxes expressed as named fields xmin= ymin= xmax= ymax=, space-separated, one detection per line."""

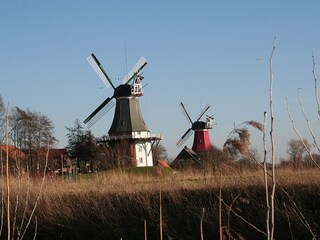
xmin=139 ymin=146 xmax=143 ymax=152
xmin=121 ymin=120 xmax=127 ymax=126
xmin=139 ymin=157 xmax=143 ymax=163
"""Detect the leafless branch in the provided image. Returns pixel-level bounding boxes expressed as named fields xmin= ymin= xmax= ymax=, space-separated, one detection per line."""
xmin=298 ymin=88 xmax=320 ymax=154
xmin=253 ymin=154 xmax=316 ymax=237
xmin=283 ymin=203 xmax=294 ymax=240
xmin=269 ymin=35 xmax=277 ymax=240
xmin=227 ymin=193 xmax=241 ymax=232
xmin=263 ymin=111 xmax=270 ymax=239
xmin=218 ymin=195 xmax=267 ymax=236
xmin=312 ymin=52 xmax=320 ymax=118
xmin=286 ymin=98 xmax=320 ymax=169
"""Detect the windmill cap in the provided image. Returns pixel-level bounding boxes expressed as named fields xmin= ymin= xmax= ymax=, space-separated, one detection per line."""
xmin=114 ymin=84 xmax=132 ymax=98
xmin=192 ymin=121 xmax=206 ymax=130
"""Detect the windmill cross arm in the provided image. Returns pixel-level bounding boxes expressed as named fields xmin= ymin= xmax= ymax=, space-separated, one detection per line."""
xmin=196 ymin=104 xmax=210 ymax=121
xmin=87 ymin=53 xmax=116 ymax=90
xmin=84 ymin=97 xmax=115 ymax=128
xmin=121 ymin=57 xmax=147 ymax=84
xmin=179 ymin=102 xmax=193 ymax=124
xmin=176 ymin=128 xmax=193 ymax=148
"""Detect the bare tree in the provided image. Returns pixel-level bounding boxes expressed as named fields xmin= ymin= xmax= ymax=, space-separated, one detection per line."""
xmin=152 ymin=144 xmax=168 ymax=164
xmin=287 ymin=138 xmax=311 ymax=168
xmin=9 ymin=107 xmax=56 ymax=173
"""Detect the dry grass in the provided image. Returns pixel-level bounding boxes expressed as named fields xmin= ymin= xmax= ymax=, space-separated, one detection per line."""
xmin=35 ymin=168 xmax=318 ymax=194
xmin=0 ymin=167 xmax=319 ymax=239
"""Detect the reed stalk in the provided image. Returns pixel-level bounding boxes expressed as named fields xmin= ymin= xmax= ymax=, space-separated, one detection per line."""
xmin=0 ymin=148 xmax=4 ymax=237
xmin=219 ymin=172 xmax=222 ymax=240
xmin=283 ymin=203 xmax=293 ymax=240
xmin=263 ymin=111 xmax=270 ymax=239
xmin=200 ymin=208 xmax=205 ymax=240
xmin=269 ymin=35 xmax=277 ymax=240
xmin=19 ymin=141 xmax=50 ymax=239
xmin=144 ymin=219 xmax=147 ymax=240
xmin=159 ymin=184 xmax=162 ymax=240
xmin=5 ymin=105 xmax=10 ymax=240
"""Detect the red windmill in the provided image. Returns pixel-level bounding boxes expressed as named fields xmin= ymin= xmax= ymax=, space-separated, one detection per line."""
xmin=176 ymin=102 xmax=214 ymax=152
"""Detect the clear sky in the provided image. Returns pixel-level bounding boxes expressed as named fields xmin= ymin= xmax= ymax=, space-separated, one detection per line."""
xmin=1 ymin=0 xmax=320 ymax=160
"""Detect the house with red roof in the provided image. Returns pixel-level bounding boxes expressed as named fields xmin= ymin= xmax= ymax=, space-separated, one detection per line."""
xmin=0 ymin=145 xmax=77 ymax=175
xmin=0 ymin=144 xmax=26 ymax=172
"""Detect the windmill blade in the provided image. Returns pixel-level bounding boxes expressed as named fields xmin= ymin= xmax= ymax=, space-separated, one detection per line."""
xmin=176 ymin=128 xmax=193 ymax=148
xmin=121 ymin=57 xmax=147 ymax=84
xmin=87 ymin=53 xmax=116 ymax=90
xmin=179 ymin=102 xmax=193 ymax=125
xmin=84 ymin=97 xmax=115 ymax=128
xmin=196 ymin=103 xmax=210 ymax=121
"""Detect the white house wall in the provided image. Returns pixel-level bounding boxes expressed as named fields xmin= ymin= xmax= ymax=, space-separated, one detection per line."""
xmin=135 ymin=141 xmax=153 ymax=167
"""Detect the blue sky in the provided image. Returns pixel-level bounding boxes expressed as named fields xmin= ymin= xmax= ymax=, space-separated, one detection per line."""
xmin=1 ymin=1 xmax=320 ymax=160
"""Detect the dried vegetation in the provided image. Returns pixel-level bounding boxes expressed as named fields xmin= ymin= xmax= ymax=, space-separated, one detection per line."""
xmin=0 ymin=167 xmax=319 ymax=239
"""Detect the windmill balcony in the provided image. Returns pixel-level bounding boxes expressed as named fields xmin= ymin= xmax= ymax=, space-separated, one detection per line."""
xmin=96 ymin=133 xmax=163 ymax=142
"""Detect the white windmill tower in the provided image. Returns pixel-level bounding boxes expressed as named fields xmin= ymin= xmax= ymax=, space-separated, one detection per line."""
xmin=83 ymin=53 xmax=162 ymax=167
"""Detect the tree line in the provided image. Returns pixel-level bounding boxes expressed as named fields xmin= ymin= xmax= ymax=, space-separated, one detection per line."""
xmin=0 ymin=95 xmax=168 ymax=173
xmin=1 ymin=94 xmax=318 ymax=173
xmin=0 ymin=95 xmax=101 ymax=173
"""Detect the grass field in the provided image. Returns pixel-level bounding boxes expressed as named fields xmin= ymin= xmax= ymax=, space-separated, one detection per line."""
xmin=1 ymin=167 xmax=319 ymax=239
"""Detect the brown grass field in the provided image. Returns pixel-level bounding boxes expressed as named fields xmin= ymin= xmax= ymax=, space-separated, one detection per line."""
xmin=1 ymin=167 xmax=319 ymax=239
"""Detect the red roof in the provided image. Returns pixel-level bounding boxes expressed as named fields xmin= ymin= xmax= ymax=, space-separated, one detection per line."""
xmin=0 ymin=145 xmax=26 ymax=161
xmin=37 ymin=148 xmax=68 ymax=159
xmin=158 ymin=160 xmax=171 ymax=168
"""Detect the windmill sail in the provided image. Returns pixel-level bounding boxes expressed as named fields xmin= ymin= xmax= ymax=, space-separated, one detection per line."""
xmin=179 ymin=102 xmax=193 ymax=124
xmin=87 ymin=54 xmax=116 ymax=89
xmin=121 ymin=57 xmax=147 ymax=84
xmin=196 ymin=104 xmax=210 ymax=121
xmin=176 ymin=127 xmax=193 ymax=147
xmin=84 ymin=97 xmax=115 ymax=128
